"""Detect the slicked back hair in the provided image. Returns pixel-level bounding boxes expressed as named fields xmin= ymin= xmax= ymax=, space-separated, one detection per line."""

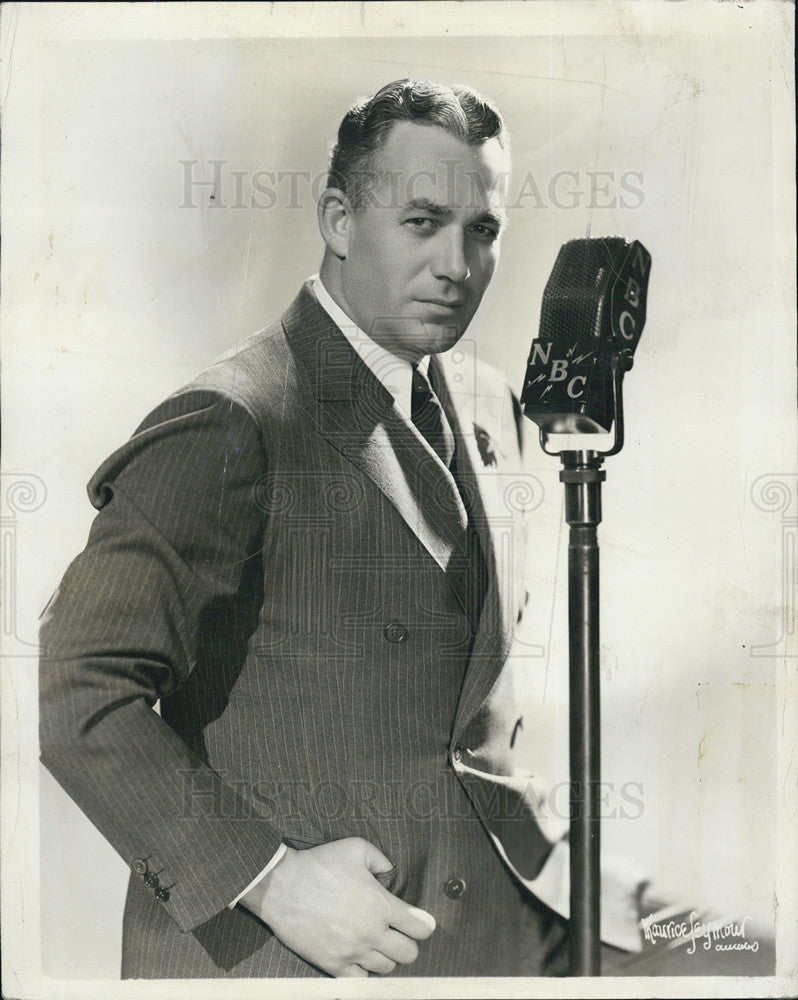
xmin=327 ymin=78 xmax=510 ymax=211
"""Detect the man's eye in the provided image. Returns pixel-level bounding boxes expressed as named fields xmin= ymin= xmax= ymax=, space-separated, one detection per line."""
xmin=470 ymin=224 xmax=499 ymax=241
xmin=406 ymin=217 xmax=437 ymax=230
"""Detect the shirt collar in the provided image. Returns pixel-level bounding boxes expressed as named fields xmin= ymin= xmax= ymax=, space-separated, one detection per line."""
xmin=310 ymin=274 xmax=429 ymax=417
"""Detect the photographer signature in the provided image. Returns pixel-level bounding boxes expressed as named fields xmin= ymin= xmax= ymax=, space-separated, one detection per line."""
xmin=641 ymin=909 xmax=759 ymax=954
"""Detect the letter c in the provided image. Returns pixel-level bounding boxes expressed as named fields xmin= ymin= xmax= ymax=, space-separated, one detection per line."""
xmin=567 ymin=375 xmax=587 ymax=398
xmin=619 ymin=310 xmax=637 ymax=340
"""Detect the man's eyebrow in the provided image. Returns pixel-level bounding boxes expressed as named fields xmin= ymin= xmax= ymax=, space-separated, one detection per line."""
xmin=403 ymin=198 xmax=452 ymax=217
xmin=402 ymin=198 xmax=507 ymax=230
xmin=477 ymin=209 xmax=507 ymax=231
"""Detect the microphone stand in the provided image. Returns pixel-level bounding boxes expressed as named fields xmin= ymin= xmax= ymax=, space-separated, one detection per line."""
xmin=539 ymin=350 xmax=633 ymax=976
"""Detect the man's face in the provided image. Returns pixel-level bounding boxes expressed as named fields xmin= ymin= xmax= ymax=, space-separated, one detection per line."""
xmin=338 ymin=121 xmax=509 ymax=362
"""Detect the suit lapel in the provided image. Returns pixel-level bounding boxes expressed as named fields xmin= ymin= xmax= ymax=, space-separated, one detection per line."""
xmin=282 ymin=284 xmax=471 ymax=611
xmin=432 ymin=356 xmax=517 ymax=742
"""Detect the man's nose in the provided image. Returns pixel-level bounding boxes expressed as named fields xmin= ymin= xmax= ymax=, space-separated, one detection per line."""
xmin=430 ymin=229 xmax=470 ymax=283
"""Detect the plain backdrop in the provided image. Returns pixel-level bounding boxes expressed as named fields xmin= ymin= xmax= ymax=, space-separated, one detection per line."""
xmin=1 ymin=3 xmax=795 ymax=996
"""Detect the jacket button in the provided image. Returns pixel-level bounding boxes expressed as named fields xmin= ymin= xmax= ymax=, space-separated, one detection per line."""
xmin=444 ymin=876 xmax=467 ymax=899
xmin=383 ymin=622 xmax=408 ymax=644
xmin=144 ymin=873 xmax=160 ymax=889
xmin=131 ymin=859 xmax=147 ymax=876
xmin=155 ymin=887 xmax=170 ymax=902
xmin=452 ymin=747 xmax=462 ymax=763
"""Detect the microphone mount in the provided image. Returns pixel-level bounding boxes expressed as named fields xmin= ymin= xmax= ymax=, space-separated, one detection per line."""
xmin=538 ymin=348 xmax=635 ymax=460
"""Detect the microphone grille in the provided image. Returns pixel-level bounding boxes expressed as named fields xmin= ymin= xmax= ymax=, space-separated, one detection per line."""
xmin=541 ymin=237 xmax=634 ymax=345
xmin=521 ymin=237 xmax=651 ymax=434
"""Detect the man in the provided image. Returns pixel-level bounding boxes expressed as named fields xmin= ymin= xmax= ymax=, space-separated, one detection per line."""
xmin=39 ymin=78 xmax=571 ymax=979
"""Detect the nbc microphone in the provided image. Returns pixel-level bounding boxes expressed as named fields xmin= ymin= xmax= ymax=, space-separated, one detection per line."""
xmin=521 ymin=237 xmax=651 ymax=977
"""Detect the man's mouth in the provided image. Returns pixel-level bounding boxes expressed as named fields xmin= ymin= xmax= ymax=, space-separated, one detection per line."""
xmin=416 ymin=298 xmax=464 ymax=311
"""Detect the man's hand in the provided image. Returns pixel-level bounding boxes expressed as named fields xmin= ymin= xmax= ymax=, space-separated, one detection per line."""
xmin=239 ymin=837 xmax=436 ymax=977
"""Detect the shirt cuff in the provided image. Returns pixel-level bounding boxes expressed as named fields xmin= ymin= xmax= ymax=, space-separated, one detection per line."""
xmin=227 ymin=842 xmax=288 ymax=909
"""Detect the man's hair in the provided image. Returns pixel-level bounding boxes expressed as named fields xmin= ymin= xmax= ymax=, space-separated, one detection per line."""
xmin=327 ymin=78 xmax=510 ymax=211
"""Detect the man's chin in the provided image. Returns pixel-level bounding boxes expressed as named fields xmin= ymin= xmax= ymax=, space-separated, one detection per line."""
xmin=367 ymin=316 xmax=468 ymax=360
xmin=419 ymin=320 xmax=467 ymax=355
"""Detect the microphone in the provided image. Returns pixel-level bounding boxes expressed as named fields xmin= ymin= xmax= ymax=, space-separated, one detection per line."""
xmin=519 ymin=236 xmax=653 ymax=975
xmin=521 ymin=237 xmax=651 ymax=436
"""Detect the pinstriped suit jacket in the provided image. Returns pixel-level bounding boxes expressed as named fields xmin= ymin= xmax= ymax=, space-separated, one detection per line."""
xmin=39 ymin=282 xmax=565 ymax=978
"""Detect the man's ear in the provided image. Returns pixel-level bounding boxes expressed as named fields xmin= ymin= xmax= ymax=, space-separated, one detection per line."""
xmin=317 ymin=188 xmax=352 ymax=260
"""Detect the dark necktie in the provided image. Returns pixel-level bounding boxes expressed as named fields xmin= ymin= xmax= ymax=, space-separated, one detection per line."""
xmin=411 ymin=364 xmax=456 ymax=468
xmin=412 ymin=363 xmax=487 ymax=631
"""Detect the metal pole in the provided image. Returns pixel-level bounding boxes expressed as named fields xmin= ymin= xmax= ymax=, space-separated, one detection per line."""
xmin=561 ymin=449 xmax=605 ymax=976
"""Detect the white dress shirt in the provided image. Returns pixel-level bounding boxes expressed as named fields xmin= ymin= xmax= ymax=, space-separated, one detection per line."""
xmin=311 ymin=272 xmax=432 ymax=414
